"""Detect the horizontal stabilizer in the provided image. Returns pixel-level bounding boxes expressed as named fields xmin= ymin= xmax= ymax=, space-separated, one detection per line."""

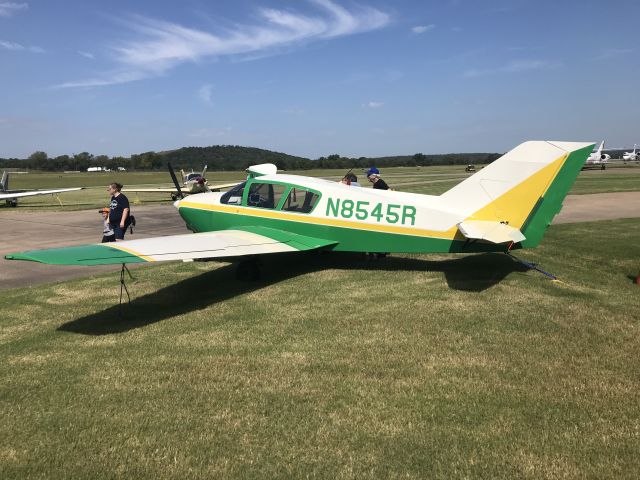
xmin=458 ymin=220 xmax=526 ymax=244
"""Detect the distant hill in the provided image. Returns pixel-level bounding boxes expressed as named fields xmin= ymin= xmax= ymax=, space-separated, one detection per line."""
xmin=159 ymin=145 xmax=311 ymax=171
xmin=0 ymin=145 xmax=501 ymax=171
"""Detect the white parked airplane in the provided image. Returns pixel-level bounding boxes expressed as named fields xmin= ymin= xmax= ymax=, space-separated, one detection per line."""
xmin=125 ymin=164 xmax=238 ymax=200
xmin=0 ymin=171 xmax=83 ymax=207
xmin=622 ymin=144 xmax=638 ymax=162
xmin=583 ymin=141 xmax=610 ymax=169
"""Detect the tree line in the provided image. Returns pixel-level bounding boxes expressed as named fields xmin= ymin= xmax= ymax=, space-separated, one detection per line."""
xmin=0 ymin=145 xmax=501 ymax=172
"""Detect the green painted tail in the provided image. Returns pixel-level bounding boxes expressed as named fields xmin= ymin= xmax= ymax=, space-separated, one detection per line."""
xmin=520 ymin=144 xmax=593 ymax=248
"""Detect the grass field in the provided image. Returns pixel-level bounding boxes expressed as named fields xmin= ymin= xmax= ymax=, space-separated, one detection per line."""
xmin=1 ymin=218 xmax=639 ymax=478
xmin=2 ymin=163 xmax=639 ymax=211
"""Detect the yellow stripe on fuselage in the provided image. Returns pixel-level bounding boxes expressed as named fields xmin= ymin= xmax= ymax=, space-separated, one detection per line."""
xmin=179 ymin=201 xmax=462 ymax=240
xmin=179 ymin=154 xmax=568 ymax=241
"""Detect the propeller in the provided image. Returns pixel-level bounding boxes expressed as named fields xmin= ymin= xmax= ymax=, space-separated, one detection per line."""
xmin=168 ymin=162 xmax=184 ymax=199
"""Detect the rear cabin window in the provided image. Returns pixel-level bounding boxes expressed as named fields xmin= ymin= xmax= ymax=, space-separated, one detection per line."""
xmin=282 ymin=188 xmax=319 ymax=213
xmin=220 ymin=182 xmax=246 ymax=205
xmin=247 ymin=182 xmax=286 ymax=209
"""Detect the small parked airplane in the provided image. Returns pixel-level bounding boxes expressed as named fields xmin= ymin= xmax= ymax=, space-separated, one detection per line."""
xmin=6 ymin=141 xmax=594 ymax=282
xmin=125 ymin=164 xmax=238 ymax=200
xmin=0 ymin=171 xmax=83 ymax=207
xmin=583 ymin=140 xmax=610 ymax=169
xmin=622 ymin=144 xmax=638 ymax=162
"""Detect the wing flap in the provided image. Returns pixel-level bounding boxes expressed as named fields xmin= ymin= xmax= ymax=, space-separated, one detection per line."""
xmin=5 ymin=229 xmax=338 ymax=266
xmin=458 ymin=220 xmax=526 ymax=244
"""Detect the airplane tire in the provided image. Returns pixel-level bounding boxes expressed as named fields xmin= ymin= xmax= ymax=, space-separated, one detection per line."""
xmin=601 ymin=165 xmax=606 ymax=170
xmin=236 ymin=259 xmax=260 ymax=281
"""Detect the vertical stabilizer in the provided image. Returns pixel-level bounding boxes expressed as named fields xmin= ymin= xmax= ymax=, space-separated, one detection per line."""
xmin=441 ymin=141 xmax=594 ymax=248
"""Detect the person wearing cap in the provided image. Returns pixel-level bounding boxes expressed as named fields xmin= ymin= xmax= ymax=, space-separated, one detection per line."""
xmin=366 ymin=167 xmax=391 ymax=190
xmin=99 ymin=207 xmax=115 ymax=243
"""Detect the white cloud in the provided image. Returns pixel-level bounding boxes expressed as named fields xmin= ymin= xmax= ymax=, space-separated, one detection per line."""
xmin=188 ymin=127 xmax=232 ymax=138
xmin=0 ymin=2 xmax=27 ymax=17
xmin=78 ymin=50 xmax=95 ymax=59
xmin=412 ymin=24 xmax=435 ymax=34
xmin=0 ymin=39 xmax=43 ymax=53
xmin=595 ymin=48 xmax=633 ymax=60
xmin=197 ymin=84 xmax=214 ymax=105
xmin=464 ymin=59 xmax=558 ymax=77
xmin=58 ymin=0 xmax=390 ymax=88
xmin=364 ymin=101 xmax=384 ymax=108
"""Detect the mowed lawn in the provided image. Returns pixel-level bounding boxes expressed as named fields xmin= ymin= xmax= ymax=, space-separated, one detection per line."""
xmin=1 ymin=218 xmax=639 ymax=479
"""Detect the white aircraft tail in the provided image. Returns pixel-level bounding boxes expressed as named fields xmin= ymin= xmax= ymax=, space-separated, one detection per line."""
xmin=441 ymin=141 xmax=594 ymax=247
xmin=1 ymin=171 xmax=8 ymax=192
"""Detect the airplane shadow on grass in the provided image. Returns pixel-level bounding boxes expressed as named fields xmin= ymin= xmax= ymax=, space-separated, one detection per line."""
xmin=58 ymin=252 xmax=530 ymax=335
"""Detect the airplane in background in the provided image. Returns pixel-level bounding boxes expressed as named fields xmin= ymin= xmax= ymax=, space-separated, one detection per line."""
xmin=622 ymin=144 xmax=638 ymax=163
xmin=583 ymin=140 xmax=610 ymax=169
xmin=6 ymin=141 xmax=595 ymax=284
xmin=125 ymin=164 xmax=238 ymax=200
xmin=0 ymin=171 xmax=83 ymax=207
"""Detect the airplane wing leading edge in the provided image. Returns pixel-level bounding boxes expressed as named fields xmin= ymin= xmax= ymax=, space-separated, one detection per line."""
xmin=5 ymin=229 xmax=337 ymax=266
xmin=0 ymin=187 xmax=83 ymax=200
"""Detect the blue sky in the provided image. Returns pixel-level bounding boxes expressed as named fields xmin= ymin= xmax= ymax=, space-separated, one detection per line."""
xmin=1 ymin=0 xmax=639 ymax=159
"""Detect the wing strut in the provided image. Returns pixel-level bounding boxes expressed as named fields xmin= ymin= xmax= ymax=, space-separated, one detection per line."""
xmin=119 ymin=263 xmax=134 ymax=316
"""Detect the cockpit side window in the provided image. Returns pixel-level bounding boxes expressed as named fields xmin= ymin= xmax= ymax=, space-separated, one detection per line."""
xmin=282 ymin=188 xmax=319 ymax=213
xmin=246 ymin=182 xmax=286 ymax=209
xmin=220 ymin=182 xmax=246 ymax=205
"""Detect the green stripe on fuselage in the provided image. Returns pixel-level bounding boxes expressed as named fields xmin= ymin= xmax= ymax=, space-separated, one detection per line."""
xmin=4 ymin=244 xmax=148 ymax=266
xmin=178 ymin=206 xmax=505 ymax=254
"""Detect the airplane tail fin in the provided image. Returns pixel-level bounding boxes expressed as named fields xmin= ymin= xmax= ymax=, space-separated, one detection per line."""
xmin=1 ymin=171 xmax=8 ymax=191
xmin=441 ymin=141 xmax=594 ymax=248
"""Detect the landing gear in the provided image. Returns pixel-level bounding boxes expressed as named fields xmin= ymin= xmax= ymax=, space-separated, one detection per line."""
xmin=601 ymin=164 xmax=606 ymax=170
xmin=236 ymin=257 xmax=261 ymax=281
xmin=6 ymin=199 xmax=17 ymax=207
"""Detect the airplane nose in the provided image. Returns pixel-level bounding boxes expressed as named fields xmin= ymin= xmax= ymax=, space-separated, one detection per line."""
xmin=173 ymin=198 xmax=181 ymax=209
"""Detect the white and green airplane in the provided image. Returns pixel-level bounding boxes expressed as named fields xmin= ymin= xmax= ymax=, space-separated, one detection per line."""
xmin=5 ymin=141 xmax=594 ymax=278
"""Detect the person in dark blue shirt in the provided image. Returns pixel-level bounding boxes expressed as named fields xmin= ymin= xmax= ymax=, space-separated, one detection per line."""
xmin=366 ymin=167 xmax=392 ymax=190
xmin=107 ymin=182 xmax=130 ymax=240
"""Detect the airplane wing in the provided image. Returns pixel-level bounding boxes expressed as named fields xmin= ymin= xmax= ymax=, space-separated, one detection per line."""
xmin=123 ymin=188 xmax=178 ymax=193
xmin=0 ymin=187 xmax=82 ymax=200
xmin=457 ymin=220 xmax=526 ymax=244
xmin=4 ymin=227 xmax=338 ymax=266
xmin=124 ymin=182 xmax=239 ymax=194
xmin=207 ymin=182 xmax=240 ymax=191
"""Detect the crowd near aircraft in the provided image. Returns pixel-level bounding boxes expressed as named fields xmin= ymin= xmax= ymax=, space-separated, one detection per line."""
xmin=622 ymin=144 xmax=638 ymax=162
xmin=6 ymin=141 xmax=595 ymax=281
xmin=125 ymin=164 xmax=237 ymax=200
xmin=583 ymin=140 xmax=610 ymax=169
xmin=0 ymin=171 xmax=83 ymax=207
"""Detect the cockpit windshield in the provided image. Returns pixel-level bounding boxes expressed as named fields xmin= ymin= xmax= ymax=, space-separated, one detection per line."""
xmin=220 ymin=182 xmax=246 ymax=205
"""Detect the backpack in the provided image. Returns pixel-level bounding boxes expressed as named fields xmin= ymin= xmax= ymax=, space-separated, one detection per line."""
xmin=126 ymin=215 xmax=136 ymax=234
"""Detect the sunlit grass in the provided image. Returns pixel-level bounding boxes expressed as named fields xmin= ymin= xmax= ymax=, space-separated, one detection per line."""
xmin=1 ymin=219 xmax=639 ymax=479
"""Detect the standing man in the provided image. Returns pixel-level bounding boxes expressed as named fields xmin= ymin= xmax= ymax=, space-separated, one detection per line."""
xmin=366 ymin=167 xmax=391 ymax=190
xmin=107 ymin=182 xmax=130 ymax=241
